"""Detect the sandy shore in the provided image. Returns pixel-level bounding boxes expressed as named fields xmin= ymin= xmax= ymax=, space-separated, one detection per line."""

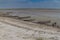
xmin=0 ymin=16 xmax=60 ymax=40
xmin=0 ymin=9 xmax=60 ymax=40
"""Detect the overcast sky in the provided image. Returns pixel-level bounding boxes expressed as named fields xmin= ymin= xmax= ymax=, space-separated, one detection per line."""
xmin=0 ymin=0 xmax=60 ymax=8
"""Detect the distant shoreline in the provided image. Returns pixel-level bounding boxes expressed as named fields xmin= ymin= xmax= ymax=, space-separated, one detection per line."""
xmin=0 ymin=8 xmax=60 ymax=10
xmin=0 ymin=8 xmax=60 ymax=12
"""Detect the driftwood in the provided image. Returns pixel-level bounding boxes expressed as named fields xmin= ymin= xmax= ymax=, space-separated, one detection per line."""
xmin=4 ymin=15 xmax=60 ymax=28
xmin=34 ymin=20 xmax=51 ymax=24
xmin=23 ymin=19 xmax=35 ymax=22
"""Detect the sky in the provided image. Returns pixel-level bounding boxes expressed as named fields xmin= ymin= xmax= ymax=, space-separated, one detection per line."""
xmin=0 ymin=0 xmax=60 ymax=8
